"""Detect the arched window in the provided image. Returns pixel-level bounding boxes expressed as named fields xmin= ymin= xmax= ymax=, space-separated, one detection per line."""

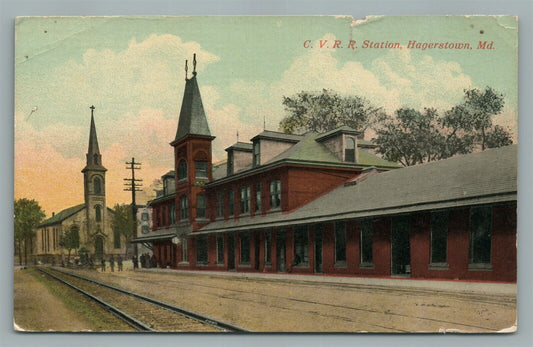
xmin=95 ymin=205 xmax=102 ymax=222
xmin=69 ymin=225 xmax=80 ymax=249
xmin=94 ymin=177 xmax=102 ymax=194
xmin=178 ymin=160 xmax=188 ymax=181
xmin=345 ymin=137 xmax=356 ymax=162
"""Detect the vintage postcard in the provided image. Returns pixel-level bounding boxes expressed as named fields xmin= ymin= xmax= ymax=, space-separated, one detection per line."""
xmin=14 ymin=15 xmax=517 ymax=333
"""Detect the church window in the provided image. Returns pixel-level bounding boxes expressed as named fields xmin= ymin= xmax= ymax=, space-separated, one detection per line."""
xmin=178 ymin=160 xmax=188 ymax=181
xmin=94 ymin=177 xmax=102 ymax=194
xmin=93 ymin=153 xmax=98 ymax=165
xmin=95 ymin=205 xmax=102 ymax=222
xmin=113 ymin=229 xmax=121 ymax=249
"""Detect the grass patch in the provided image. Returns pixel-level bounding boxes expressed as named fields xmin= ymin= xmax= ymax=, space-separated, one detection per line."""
xmin=27 ymin=267 xmax=134 ymax=331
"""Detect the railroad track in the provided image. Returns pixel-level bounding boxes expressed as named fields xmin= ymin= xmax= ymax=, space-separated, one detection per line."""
xmin=37 ymin=267 xmax=249 ymax=332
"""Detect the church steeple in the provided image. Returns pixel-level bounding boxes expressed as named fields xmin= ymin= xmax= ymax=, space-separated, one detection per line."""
xmin=172 ymin=54 xmax=212 ymax=144
xmin=83 ymin=105 xmax=106 ymax=172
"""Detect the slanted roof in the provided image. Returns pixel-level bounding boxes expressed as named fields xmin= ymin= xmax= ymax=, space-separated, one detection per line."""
xmin=251 ymin=130 xmax=303 ymax=143
xmin=315 ymin=125 xmax=361 ymax=142
xmin=212 ymin=161 xmax=228 ymax=180
xmin=162 ymin=170 xmax=175 ymax=178
xmin=264 ymin=132 xmax=399 ymax=169
xmin=173 ymin=75 xmax=212 ymax=142
xmin=198 ymin=145 xmax=517 ymax=234
xmin=225 ymin=142 xmax=253 ymax=152
xmin=38 ymin=204 xmax=85 ymax=228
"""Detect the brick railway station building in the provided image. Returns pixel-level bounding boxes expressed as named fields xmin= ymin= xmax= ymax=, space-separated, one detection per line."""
xmin=133 ymin=62 xmax=517 ymax=283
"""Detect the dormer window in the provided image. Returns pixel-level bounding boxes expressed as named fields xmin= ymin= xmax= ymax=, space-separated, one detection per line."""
xmin=227 ymin=151 xmax=234 ymax=176
xmin=253 ymin=142 xmax=260 ymax=167
xmin=345 ymin=137 xmax=356 ymax=162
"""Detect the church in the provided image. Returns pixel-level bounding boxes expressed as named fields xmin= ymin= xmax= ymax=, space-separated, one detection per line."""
xmin=134 ymin=57 xmax=517 ymax=282
xmin=34 ymin=106 xmax=127 ymax=263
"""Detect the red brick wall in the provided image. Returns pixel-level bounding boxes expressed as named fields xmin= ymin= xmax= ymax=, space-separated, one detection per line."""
xmin=287 ymin=167 xmax=358 ymax=211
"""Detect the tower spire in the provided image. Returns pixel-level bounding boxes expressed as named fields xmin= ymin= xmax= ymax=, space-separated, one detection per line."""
xmin=172 ymin=54 xmax=213 ymax=144
xmin=83 ymin=105 xmax=106 ymax=172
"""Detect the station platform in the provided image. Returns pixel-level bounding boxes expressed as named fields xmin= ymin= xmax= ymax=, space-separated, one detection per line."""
xmin=137 ymin=267 xmax=517 ymax=296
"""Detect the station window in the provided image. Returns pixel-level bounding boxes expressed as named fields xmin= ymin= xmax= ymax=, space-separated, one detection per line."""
xmin=229 ymin=190 xmax=234 ymax=216
xmin=216 ymin=192 xmax=224 ymax=218
xmin=360 ymin=219 xmax=373 ymax=264
xmin=334 ymin=221 xmax=346 ymax=265
xmin=196 ymin=235 xmax=208 ymax=265
xmin=430 ymin=211 xmax=448 ymax=264
xmin=169 ymin=203 xmax=176 ymax=224
xmin=264 ymin=230 xmax=271 ymax=265
xmin=255 ymin=183 xmax=262 ymax=212
xmin=141 ymin=211 xmax=149 ymax=221
xmin=240 ymin=231 xmax=250 ymax=264
xmin=179 ymin=196 xmax=189 ymax=220
xmin=240 ymin=186 xmax=250 ymax=214
xmin=197 ymin=195 xmax=206 ymax=218
xmin=178 ymin=160 xmax=188 ymax=181
xmin=294 ymin=226 xmax=309 ymax=266
xmin=469 ymin=206 xmax=492 ymax=265
xmin=195 ymin=161 xmax=208 ymax=179
xmin=216 ymin=234 xmax=224 ymax=264
xmin=141 ymin=225 xmax=150 ymax=234
xmin=182 ymin=239 xmax=188 ymax=262
xmin=270 ymin=180 xmax=281 ymax=209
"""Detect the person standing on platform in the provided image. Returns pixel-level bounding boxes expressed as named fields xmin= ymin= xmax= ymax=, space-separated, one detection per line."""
xmin=101 ymin=258 xmax=106 ymax=272
xmin=117 ymin=255 xmax=123 ymax=271
xmin=109 ymin=255 xmax=115 ymax=272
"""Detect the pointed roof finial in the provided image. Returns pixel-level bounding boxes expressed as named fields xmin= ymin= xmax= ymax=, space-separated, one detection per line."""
xmin=236 ymin=130 xmax=239 ymax=142
xmin=193 ymin=53 xmax=197 ymax=76
xmin=90 ymin=105 xmax=95 ymax=116
xmin=185 ymin=59 xmax=188 ymax=80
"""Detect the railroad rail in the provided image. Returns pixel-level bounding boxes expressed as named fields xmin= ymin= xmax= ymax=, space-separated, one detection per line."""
xmin=37 ymin=267 xmax=249 ymax=332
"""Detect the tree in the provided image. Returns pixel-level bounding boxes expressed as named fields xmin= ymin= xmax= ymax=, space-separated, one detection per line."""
xmin=441 ymin=87 xmax=509 ymax=151
xmin=279 ymin=89 xmax=383 ymax=134
xmin=59 ymin=225 xmax=80 ymax=264
xmin=112 ymin=204 xmax=137 ymax=255
xmin=374 ymin=108 xmax=446 ymax=167
xmin=14 ymin=198 xmax=45 ymax=265
xmin=375 ymin=87 xmax=513 ymax=166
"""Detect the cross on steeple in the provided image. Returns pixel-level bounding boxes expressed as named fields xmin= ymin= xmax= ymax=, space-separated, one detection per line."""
xmin=90 ymin=105 xmax=95 ymax=116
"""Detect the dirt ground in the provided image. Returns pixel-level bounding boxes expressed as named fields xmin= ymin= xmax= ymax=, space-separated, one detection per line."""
xmin=13 ymin=268 xmax=94 ymax=332
xmin=72 ymin=268 xmax=517 ymax=333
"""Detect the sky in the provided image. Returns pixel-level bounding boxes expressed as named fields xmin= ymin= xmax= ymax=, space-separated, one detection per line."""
xmin=13 ymin=15 xmax=518 ymax=217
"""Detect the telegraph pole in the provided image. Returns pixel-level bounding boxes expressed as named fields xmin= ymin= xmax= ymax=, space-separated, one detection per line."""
xmin=124 ymin=157 xmax=143 ymax=256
